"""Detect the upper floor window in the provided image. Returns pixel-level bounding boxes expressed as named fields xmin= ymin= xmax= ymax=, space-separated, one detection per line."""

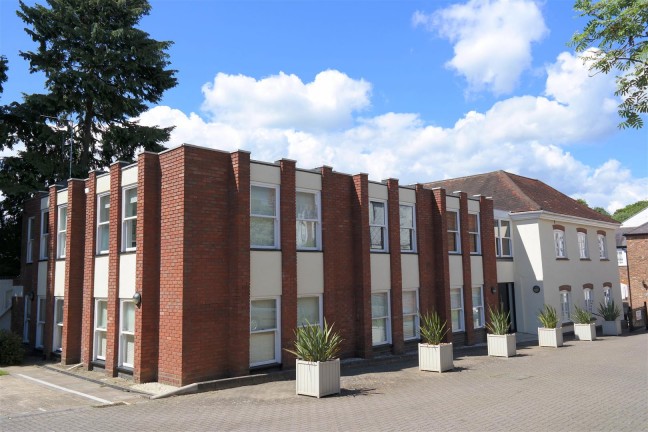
xmin=26 ymin=216 xmax=35 ymax=263
xmin=122 ymin=187 xmax=137 ymax=251
xmin=577 ymin=231 xmax=589 ymax=259
xmin=597 ymin=233 xmax=608 ymax=259
xmin=494 ymin=219 xmax=512 ymax=257
xmin=399 ymin=204 xmax=416 ymax=252
xmin=369 ymin=200 xmax=388 ymax=252
xmin=97 ymin=194 xmax=110 ymax=254
xmin=447 ymin=211 xmax=460 ymax=253
xmin=250 ymin=184 xmax=279 ymax=249
xmin=553 ymin=227 xmax=566 ymax=258
xmin=296 ymin=190 xmax=320 ymax=250
xmin=468 ymin=213 xmax=481 ymax=254
xmin=40 ymin=210 xmax=49 ymax=260
xmin=57 ymin=205 xmax=67 ymax=259
xmin=617 ymin=249 xmax=627 ymax=266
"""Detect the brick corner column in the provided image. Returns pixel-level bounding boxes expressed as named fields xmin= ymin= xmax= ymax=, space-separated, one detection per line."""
xmin=228 ymin=150 xmax=251 ymax=377
xmin=134 ymin=152 xmax=161 ymax=383
xmin=386 ymin=179 xmax=403 ymax=354
xmin=415 ymin=185 xmax=434 ymax=316
xmin=61 ymin=178 xmax=86 ymax=364
xmin=44 ymin=185 xmax=60 ymax=358
xmin=81 ymin=172 xmax=98 ymax=368
xmin=352 ymin=173 xmax=372 ymax=359
xmin=320 ymin=166 xmax=335 ymax=325
xmin=105 ymin=162 xmax=124 ymax=377
xmin=479 ymin=197 xmax=498 ymax=314
xmin=431 ymin=188 xmax=452 ymax=343
xmin=279 ymin=159 xmax=297 ymax=368
xmin=458 ymin=192 xmax=475 ymax=345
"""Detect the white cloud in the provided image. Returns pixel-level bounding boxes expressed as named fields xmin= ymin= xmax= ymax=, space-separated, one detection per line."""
xmin=139 ymin=57 xmax=646 ymax=212
xmin=414 ymin=0 xmax=547 ymax=95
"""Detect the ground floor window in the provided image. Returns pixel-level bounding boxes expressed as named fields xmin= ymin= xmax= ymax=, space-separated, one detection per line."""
xmin=371 ymin=292 xmax=391 ymax=345
xmin=402 ymin=289 xmax=419 ymax=340
xmin=119 ymin=300 xmax=135 ymax=368
xmin=450 ymin=287 xmax=464 ymax=332
xmin=584 ymin=289 xmax=593 ymax=314
xmin=53 ymin=297 xmax=64 ymax=352
xmin=560 ymin=291 xmax=571 ymax=323
xmin=36 ymin=296 xmax=45 ymax=348
xmin=23 ymin=299 xmax=31 ymax=343
xmin=297 ymin=296 xmax=322 ymax=328
xmin=472 ymin=286 xmax=485 ymax=329
xmin=94 ymin=299 xmax=108 ymax=361
xmin=603 ymin=287 xmax=611 ymax=306
xmin=250 ymin=298 xmax=280 ymax=366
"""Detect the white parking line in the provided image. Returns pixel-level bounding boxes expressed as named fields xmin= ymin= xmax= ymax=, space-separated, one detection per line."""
xmin=16 ymin=373 xmax=112 ymax=405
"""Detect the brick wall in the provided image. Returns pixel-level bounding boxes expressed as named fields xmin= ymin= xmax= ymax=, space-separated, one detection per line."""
xmin=279 ymin=160 xmax=297 ymax=366
xmin=431 ymin=188 xmax=451 ymax=343
xmin=81 ymin=172 xmax=98 ymax=368
xmin=415 ymin=185 xmax=435 ymax=316
xmin=480 ymin=196 xmax=497 ymax=343
xmin=386 ymin=179 xmax=403 ymax=354
xmin=626 ymin=235 xmax=648 ymax=310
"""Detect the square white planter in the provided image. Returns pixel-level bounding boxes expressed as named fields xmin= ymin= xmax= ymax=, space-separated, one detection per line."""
xmin=574 ymin=323 xmax=596 ymax=341
xmin=487 ymin=333 xmax=516 ymax=357
xmin=538 ymin=327 xmax=563 ymax=348
xmin=602 ymin=320 xmax=622 ymax=336
xmin=296 ymin=359 xmax=340 ymax=398
xmin=419 ymin=343 xmax=454 ymax=373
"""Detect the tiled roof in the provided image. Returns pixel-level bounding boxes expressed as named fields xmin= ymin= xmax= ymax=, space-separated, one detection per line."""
xmin=422 ymin=170 xmax=617 ymax=224
xmin=624 ymin=221 xmax=648 ymax=236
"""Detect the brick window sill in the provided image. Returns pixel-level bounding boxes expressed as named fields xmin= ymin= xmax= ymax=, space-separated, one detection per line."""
xmin=555 ymin=257 xmax=569 ymax=261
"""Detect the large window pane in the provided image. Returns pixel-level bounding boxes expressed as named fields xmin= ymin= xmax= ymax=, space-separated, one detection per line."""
xmin=296 ymin=221 xmax=317 ymax=249
xmin=250 ymin=332 xmax=276 ymax=364
xmin=297 ymin=297 xmax=320 ymax=327
xmin=296 ymin=192 xmax=317 ymax=219
xmin=372 ymin=319 xmax=387 ymax=344
xmin=251 ymin=217 xmax=275 ymax=247
xmin=251 ymin=299 xmax=277 ymax=331
xmin=371 ymin=294 xmax=388 ymax=318
xmin=251 ymin=186 xmax=276 ymax=216
xmin=122 ymin=301 xmax=135 ymax=333
xmin=403 ymin=291 xmax=417 ymax=315
xmin=124 ymin=188 xmax=137 ymax=218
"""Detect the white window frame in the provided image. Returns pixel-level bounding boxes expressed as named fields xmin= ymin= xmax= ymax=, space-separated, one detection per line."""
xmin=583 ymin=288 xmax=593 ymax=314
xmin=450 ymin=287 xmax=464 ymax=332
xmin=122 ymin=186 xmax=137 ymax=252
xmin=36 ymin=296 xmax=46 ymax=349
xmin=371 ymin=291 xmax=391 ymax=345
xmin=554 ymin=229 xmax=566 ymax=258
xmin=402 ymin=289 xmax=419 ymax=341
xmin=603 ymin=287 xmax=612 ymax=306
xmin=57 ymin=205 xmax=67 ymax=259
xmin=23 ymin=298 xmax=31 ymax=343
xmin=250 ymin=183 xmax=280 ymax=249
xmin=250 ymin=297 xmax=281 ymax=367
xmin=399 ymin=203 xmax=417 ymax=253
xmin=598 ymin=233 xmax=608 ymax=259
xmin=468 ymin=212 xmax=481 ymax=255
xmin=621 ymin=283 xmax=629 ymax=301
xmin=40 ymin=209 xmax=49 ymax=260
xmin=472 ymin=285 xmax=485 ymax=329
xmin=96 ymin=193 xmax=110 ymax=255
xmin=297 ymin=295 xmax=323 ymax=328
xmin=94 ymin=299 xmax=108 ymax=361
xmin=494 ymin=219 xmax=513 ymax=258
xmin=53 ymin=297 xmax=64 ymax=352
xmin=119 ymin=300 xmax=136 ymax=369
xmin=26 ymin=216 xmax=35 ymax=263
xmin=577 ymin=231 xmax=589 ymax=259
xmin=560 ymin=290 xmax=571 ymax=323
xmin=369 ymin=200 xmax=388 ymax=252
xmin=447 ymin=211 xmax=461 ymax=254
xmin=617 ymin=249 xmax=627 ymax=266
xmin=295 ymin=189 xmax=321 ymax=251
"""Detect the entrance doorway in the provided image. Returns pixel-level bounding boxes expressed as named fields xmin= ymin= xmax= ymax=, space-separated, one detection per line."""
xmin=498 ymin=283 xmax=516 ymax=333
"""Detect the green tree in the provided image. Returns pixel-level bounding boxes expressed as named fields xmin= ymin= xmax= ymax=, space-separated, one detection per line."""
xmin=570 ymin=0 xmax=648 ymax=129
xmin=613 ymin=200 xmax=648 ymax=222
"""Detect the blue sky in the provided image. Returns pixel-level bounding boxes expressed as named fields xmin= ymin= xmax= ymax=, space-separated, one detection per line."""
xmin=1 ymin=0 xmax=646 ymax=211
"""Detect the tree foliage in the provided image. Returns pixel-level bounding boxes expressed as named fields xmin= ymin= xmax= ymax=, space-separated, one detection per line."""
xmin=570 ymin=0 xmax=648 ymax=129
xmin=612 ymin=200 xmax=648 ymax=222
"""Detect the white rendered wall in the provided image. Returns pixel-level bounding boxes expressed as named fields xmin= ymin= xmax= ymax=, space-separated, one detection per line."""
xmin=94 ymin=256 xmax=109 ymax=298
xmin=297 ymin=252 xmax=324 ymax=295
xmin=251 ymin=251 xmax=282 ymax=297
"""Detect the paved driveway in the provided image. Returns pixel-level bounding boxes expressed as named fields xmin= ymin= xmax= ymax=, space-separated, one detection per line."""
xmin=1 ymin=331 xmax=646 ymax=431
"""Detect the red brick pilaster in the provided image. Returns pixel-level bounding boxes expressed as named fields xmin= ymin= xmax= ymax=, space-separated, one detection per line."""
xmin=44 ymin=186 xmax=60 ymax=357
xmin=228 ymin=150 xmax=251 ymax=377
xmin=81 ymin=172 xmax=97 ymax=368
xmin=480 ymin=197 xmax=498 ymax=315
xmin=431 ymin=188 xmax=451 ymax=343
xmin=105 ymin=162 xmax=124 ymax=377
xmin=386 ymin=179 xmax=403 ymax=354
xmin=279 ymin=160 xmax=297 ymax=366
xmin=458 ymin=192 xmax=475 ymax=345
xmin=134 ymin=153 xmax=161 ymax=383
xmin=353 ymin=174 xmax=372 ymax=358
xmin=415 ymin=185 xmax=434 ymax=315
xmin=61 ymin=179 xmax=86 ymax=364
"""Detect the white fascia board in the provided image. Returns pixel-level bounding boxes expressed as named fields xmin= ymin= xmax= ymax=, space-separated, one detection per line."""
xmin=509 ymin=210 xmax=620 ymax=230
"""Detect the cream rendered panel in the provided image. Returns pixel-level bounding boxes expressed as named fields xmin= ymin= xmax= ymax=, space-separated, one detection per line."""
xmin=251 ymin=251 xmax=282 ymax=297
xmin=496 ymin=261 xmax=515 ymax=283
xmin=399 ymin=188 xmax=416 ymax=204
xmin=96 ymin=174 xmax=110 ymax=194
xmin=401 ymin=254 xmax=419 ymax=289
xmin=370 ymin=254 xmax=391 ymax=292
xmin=40 ymin=196 xmax=49 ymax=210
xmin=119 ymin=254 xmax=136 ymax=298
xmin=251 ymin=163 xmax=281 ymax=185
xmin=470 ymin=256 xmax=484 ymax=285
xmin=57 ymin=190 xmax=68 ymax=205
xmin=446 ymin=196 xmax=460 ymax=210
xmin=93 ymin=255 xmax=109 ymax=298
xmin=297 ymin=252 xmax=324 ymax=295
xmin=368 ymin=183 xmax=388 ymax=200
xmin=121 ymin=165 xmax=138 ymax=187
xmin=54 ymin=261 xmax=66 ymax=297
xmin=515 ymin=221 xmax=543 ymax=282
xmin=296 ymin=171 xmax=322 ymax=191
xmin=512 ymin=220 xmax=544 ymax=333
xmin=448 ymin=255 xmax=463 ymax=286
xmin=37 ymin=262 xmax=48 ymax=296
xmin=468 ymin=199 xmax=480 ymax=213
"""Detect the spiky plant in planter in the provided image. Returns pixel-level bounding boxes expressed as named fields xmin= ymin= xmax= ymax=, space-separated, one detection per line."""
xmin=486 ymin=306 xmax=516 ymax=357
xmin=596 ymin=300 xmax=622 ymax=336
xmin=537 ymin=305 xmax=562 ymax=347
xmin=538 ymin=305 xmax=559 ymax=329
xmin=573 ymin=306 xmax=596 ymax=341
xmin=486 ymin=306 xmax=511 ymax=335
xmin=418 ymin=311 xmax=453 ymax=372
xmin=419 ymin=311 xmax=448 ymax=345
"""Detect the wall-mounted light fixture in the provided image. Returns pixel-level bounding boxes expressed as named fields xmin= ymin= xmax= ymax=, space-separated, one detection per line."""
xmin=491 ymin=286 xmax=497 ymax=294
xmin=28 ymin=291 xmax=35 ymax=301
xmin=532 ymin=285 xmax=541 ymax=294
xmin=132 ymin=291 xmax=142 ymax=307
